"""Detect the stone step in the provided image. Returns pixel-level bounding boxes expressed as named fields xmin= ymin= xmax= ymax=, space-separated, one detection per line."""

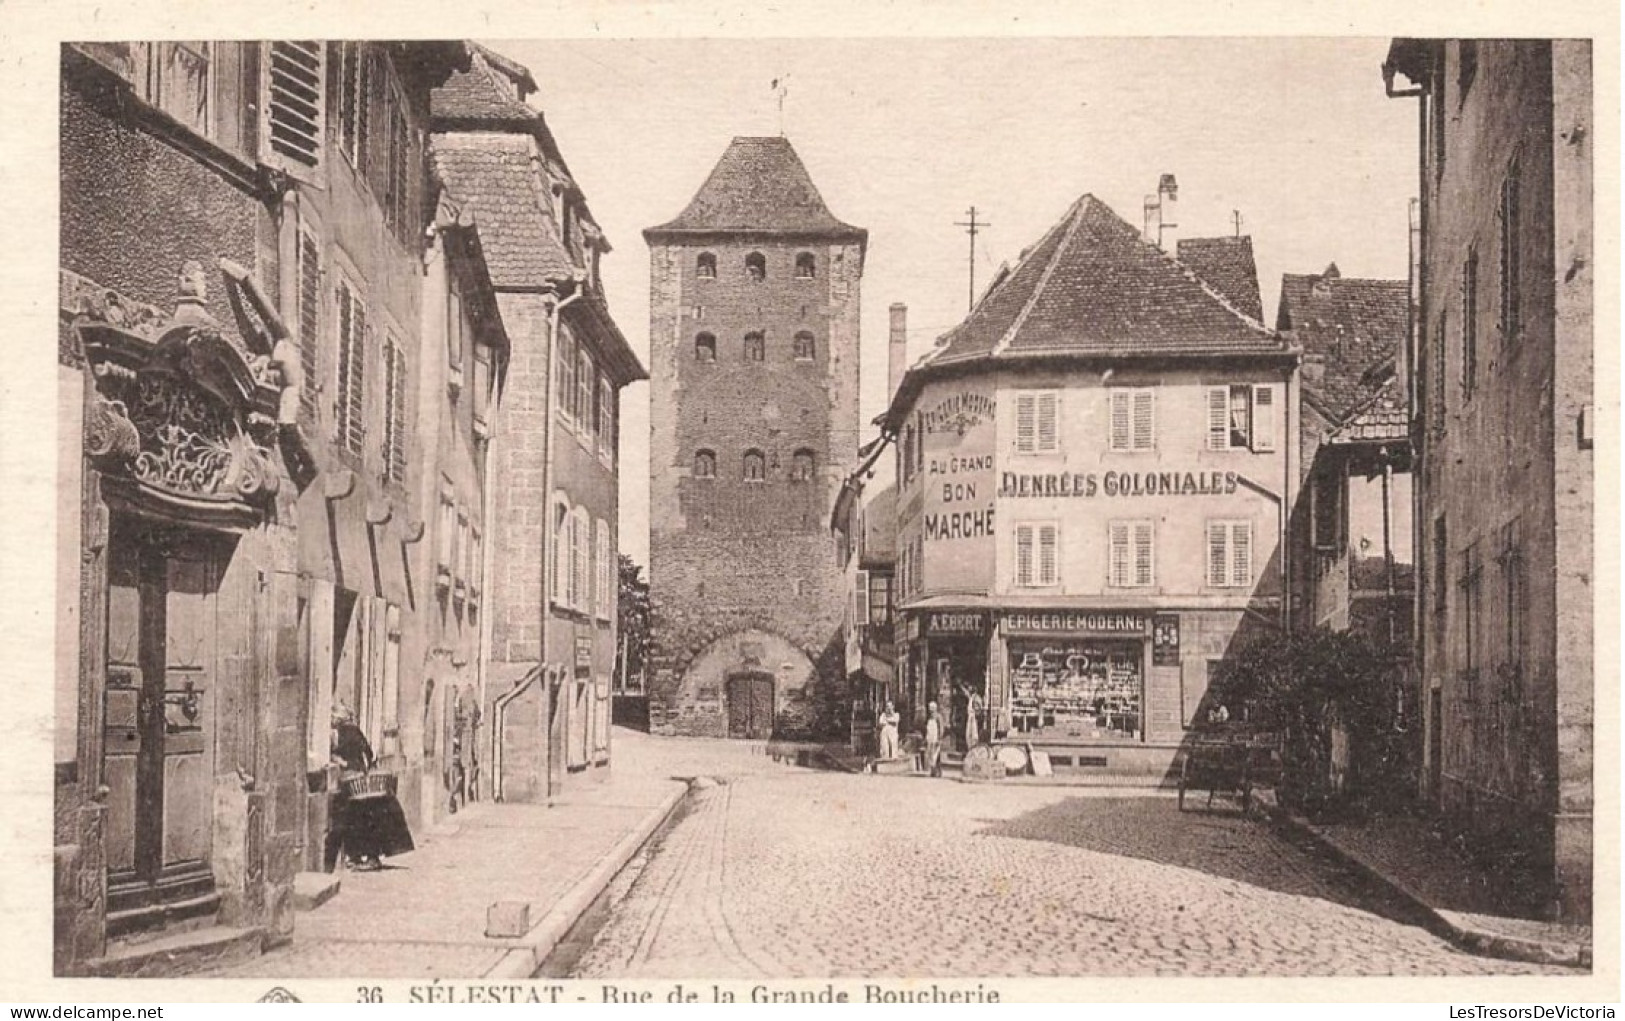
xmin=85 ymin=924 xmax=263 ymax=978
xmin=292 ymin=871 xmax=341 ymax=912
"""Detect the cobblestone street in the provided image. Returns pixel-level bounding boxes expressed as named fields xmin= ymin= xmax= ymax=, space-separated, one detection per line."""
xmin=568 ymin=747 xmax=1571 ymax=979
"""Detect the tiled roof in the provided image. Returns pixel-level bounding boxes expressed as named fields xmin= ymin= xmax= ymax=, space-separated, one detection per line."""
xmin=1277 ymin=264 xmax=1408 ymax=421
xmin=429 ymin=134 xmax=577 ymax=289
xmin=1177 ymin=236 xmax=1263 ymax=322
xmin=431 ymin=46 xmax=538 ymax=125
xmin=921 ymin=194 xmax=1285 ymax=369
xmin=1327 ymin=376 xmax=1409 ymax=444
xmin=645 ymin=136 xmax=865 ymax=240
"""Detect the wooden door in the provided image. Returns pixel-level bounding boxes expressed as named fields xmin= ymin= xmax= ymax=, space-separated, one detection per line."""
xmin=726 ymin=673 xmax=774 ymax=740
xmin=102 ymin=522 xmax=221 ymax=929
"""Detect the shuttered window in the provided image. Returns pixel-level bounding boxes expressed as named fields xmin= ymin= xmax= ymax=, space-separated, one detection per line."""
xmin=261 ymin=42 xmax=325 ymax=182
xmin=382 ymin=334 xmax=407 ymax=483
xmin=1499 ymin=156 xmax=1522 ymax=341
xmin=331 ymin=42 xmax=369 ymax=171
xmin=1015 ymin=523 xmax=1059 ymax=587
xmin=595 ymin=521 xmax=612 ymax=620
xmin=1207 ymin=519 xmax=1253 ymax=588
xmin=1015 ymin=392 xmax=1059 ymax=454
xmin=577 ymin=350 xmax=594 ymax=432
xmin=296 ymin=230 xmax=322 ymax=420
xmin=598 ymin=376 xmax=614 ymax=457
xmin=551 ymin=503 xmax=569 ymax=605
xmin=1252 ymin=384 xmax=1279 ymax=451
xmin=574 ymin=508 xmax=591 ymax=612
xmin=556 ymin=329 xmax=576 ymax=421
xmin=335 ymin=278 xmax=367 ymax=455
xmin=1206 ymin=383 xmax=1279 ymax=451
xmin=1109 ymin=521 xmax=1154 ymax=587
xmin=1109 ymin=388 xmax=1155 ymax=451
xmin=469 ymin=527 xmax=482 ymax=604
xmin=1206 ymin=386 xmax=1230 ymax=450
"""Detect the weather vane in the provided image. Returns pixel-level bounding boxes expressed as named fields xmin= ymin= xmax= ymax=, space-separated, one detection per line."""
xmin=771 ymin=75 xmax=790 ymax=136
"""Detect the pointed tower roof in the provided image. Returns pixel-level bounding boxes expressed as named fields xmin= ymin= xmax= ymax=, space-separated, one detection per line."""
xmin=644 ymin=136 xmax=866 ymax=245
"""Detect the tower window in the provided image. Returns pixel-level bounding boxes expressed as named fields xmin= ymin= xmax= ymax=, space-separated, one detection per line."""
xmin=790 ymin=449 xmax=815 ymax=481
xmin=795 ymin=252 xmax=816 ymax=279
xmin=793 ymin=331 xmax=815 ymax=361
xmin=695 ymin=332 xmax=716 ymax=362
xmin=697 ymin=252 xmax=716 ymax=279
xmin=745 ymin=252 xmax=766 ymax=281
xmin=743 ymin=332 xmax=765 ymax=362
xmin=693 ymin=449 xmax=716 ymax=479
xmin=743 ymin=449 xmax=766 ymax=482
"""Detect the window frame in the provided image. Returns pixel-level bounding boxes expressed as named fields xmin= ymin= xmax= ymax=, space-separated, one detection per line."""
xmin=743 ymin=331 xmax=766 ymax=363
xmin=1206 ymin=518 xmax=1254 ymax=589
xmin=1206 ymin=383 xmax=1279 ymax=452
xmin=696 ymin=252 xmax=717 ymax=280
xmin=1108 ymin=387 xmax=1156 ymax=452
xmin=745 ymin=252 xmax=766 ymax=281
xmin=1013 ymin=391 xmax=1060 ymax=455
xmin=333 ymin=271 xmax=368 ymax=456
xmin=792 ymin=331 xmax=816 ymax=361
xmin=694 ymin=332 xmax=717 ymax=363
xmin=1014 ymin=521 xmax=1060 ymax=588
xmin=742 ymin=449 xmax=767 ymax=483
xmin=1108 ymin=519 xmax=1155 ymax=588
xmin=789 ymin=448 xmax=815 ymax=482
xmin=693 ymin=449 xmax=717 ymax=480
xmin=795 ymin=252 xmax=817 ymax=279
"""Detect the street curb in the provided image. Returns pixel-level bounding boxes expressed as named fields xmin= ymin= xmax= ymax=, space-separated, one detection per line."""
xmin=1263 ymin=805 xmax=1591 ymax=969
xmin=482 ymin=781 xmax=690 ymax=980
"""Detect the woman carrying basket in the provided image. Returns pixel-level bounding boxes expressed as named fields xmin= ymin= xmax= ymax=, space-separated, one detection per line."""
xmin=331 ymin=706 xmax=415 ymax=871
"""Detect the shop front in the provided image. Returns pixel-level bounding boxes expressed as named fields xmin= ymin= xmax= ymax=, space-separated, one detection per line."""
xmin=897 ymin=611 xmax=990 ymax=752
xmin=995 ymin=611 xmax=1152 ymax=745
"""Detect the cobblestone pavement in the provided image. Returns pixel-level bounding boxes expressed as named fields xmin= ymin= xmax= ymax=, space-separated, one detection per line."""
xmin=570 ymin=766 xmax=1573 ymax=978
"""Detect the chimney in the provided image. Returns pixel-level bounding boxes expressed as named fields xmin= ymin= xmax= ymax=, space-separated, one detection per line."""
xmin=1141 ymin=173 xmax=1180 ymax=250
xmin=887 ymin=303 xmax=909 ymax=401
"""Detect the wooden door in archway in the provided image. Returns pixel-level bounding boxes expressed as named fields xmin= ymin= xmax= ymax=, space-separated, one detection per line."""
xmin=725 ymin=672 xmax=774 ymax=740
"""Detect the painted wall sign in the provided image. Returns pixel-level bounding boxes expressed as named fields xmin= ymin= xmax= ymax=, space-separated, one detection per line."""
xmin=1003 ymin=611 xmax=1150 ymax=637
xmin=926 ymin=612 xmax=988 ymax=637
xmin=1152 ymin=613 xmax=1182 ymax=667
xmin=999 ymin=470 xmax=1240 ymax=499
xmin=922 ymin=392 xmax=996 ymax=435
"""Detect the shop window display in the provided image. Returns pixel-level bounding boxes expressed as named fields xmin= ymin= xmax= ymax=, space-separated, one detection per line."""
xmin=1009 ymin=640 xmax=1143 ymax=741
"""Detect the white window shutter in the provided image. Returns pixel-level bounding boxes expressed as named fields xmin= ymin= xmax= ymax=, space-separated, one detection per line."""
xmin=1134 ymin=521 xmax=1154 ymax=586
xmin=1231 ymin=522 xmax=1252 ymax=587
xmin=1015 ymin=394 xmax=1036 ymax=453
xmin=855 ymin=569 xmax=870 ymax=624
xmin=1037 ymin=393 xmax=1058 ymax=452
xmin=1109 ymin=391 xmax=1130 ymax=451
xmin=1015 ymin=525 xmax=1034 ymax=586
xmin=1109 ymin=522 xmax=1129 ymax=586
xmin=552 ymin=506 xmax=567 ymax=604
xmin=1253 ymin=384 xmax=1279 ymax=452
xmin=1038 ymin=525 xmax=1058 ymax=585
xmin=260 ymin=42 xmax=326 ymax=184
xmin=1207 ymin=386 xmax=1230 ymax=451
xmin=1133 ymin=390 xmax=1156 ymax=451
xmin=1207 ymin=521 xmax=1227 ymax=586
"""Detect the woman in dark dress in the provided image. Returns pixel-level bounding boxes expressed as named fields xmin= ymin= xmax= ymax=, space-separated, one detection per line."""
xmin=331 ymin=706 xmax=415 ymax=871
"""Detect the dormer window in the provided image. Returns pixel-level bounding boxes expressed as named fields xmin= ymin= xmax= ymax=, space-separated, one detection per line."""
xmin=745 ymin=252 xmax=766 ymax=281
xmin=792 ymin=331 xmax=815 ymax=361
xmin=697 ymin=252 xmax=717 ymax=279
xmin=743 ymin=332 xmax=765 ymax=363
xmin=695 ymin=332 xmax=717 ymax=362
xmin=795 ymin=252 xmax=816 ymax=279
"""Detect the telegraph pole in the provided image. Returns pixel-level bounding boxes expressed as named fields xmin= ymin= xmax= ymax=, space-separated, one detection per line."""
xmin=955 ymin=206 xmax=989 ymax=313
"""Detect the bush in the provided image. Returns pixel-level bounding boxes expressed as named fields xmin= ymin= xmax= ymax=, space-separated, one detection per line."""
xmin=1210 ymin=628 xmax=1409 ymax=817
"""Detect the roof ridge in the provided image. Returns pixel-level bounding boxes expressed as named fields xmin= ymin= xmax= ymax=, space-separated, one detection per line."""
xmin=990 ymin=196 xmax=1091 ymax=357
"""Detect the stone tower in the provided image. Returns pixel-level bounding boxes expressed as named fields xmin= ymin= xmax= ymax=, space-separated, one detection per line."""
xmin=644 ymin=136 xmax=866 ymax=740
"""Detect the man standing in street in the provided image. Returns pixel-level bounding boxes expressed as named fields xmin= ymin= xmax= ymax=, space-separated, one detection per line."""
xmin=924 ymin=701 xmax=943 ymax=777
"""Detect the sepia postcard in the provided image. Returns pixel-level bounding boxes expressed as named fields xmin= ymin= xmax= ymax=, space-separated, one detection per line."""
xmin=0 ymin=0 xmax=1617 ymax=1005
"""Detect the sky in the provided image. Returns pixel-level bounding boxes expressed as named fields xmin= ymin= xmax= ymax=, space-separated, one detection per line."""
xmin=485 ymin=37 xmax=1419 ymax=567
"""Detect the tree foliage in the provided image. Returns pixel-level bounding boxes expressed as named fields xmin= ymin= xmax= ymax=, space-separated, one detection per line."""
xmin=615 ymin=554 xmax=653 ymax=688
xmin=1210 ymin=628 xmax=1411 ymax=817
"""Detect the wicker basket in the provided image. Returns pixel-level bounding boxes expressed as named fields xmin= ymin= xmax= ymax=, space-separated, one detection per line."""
xmin=341 ymin=771 xmax=397 ymax=800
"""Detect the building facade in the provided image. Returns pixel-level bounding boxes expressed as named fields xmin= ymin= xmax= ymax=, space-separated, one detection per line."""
xmin=55 ymin=40 xmax=471 ymax=973
xmin=1384 ymin=38 xmax=1593 ymax=919
xmin=1279 ymin=264 xmax=1418 ymax=795
xmin=645 ymin=136 xmax=866 ymax=741
xmin=430 ymin=46 xmax=644 ymax=802
xmin=884 ymin=191 xmax=1299 ymax=777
